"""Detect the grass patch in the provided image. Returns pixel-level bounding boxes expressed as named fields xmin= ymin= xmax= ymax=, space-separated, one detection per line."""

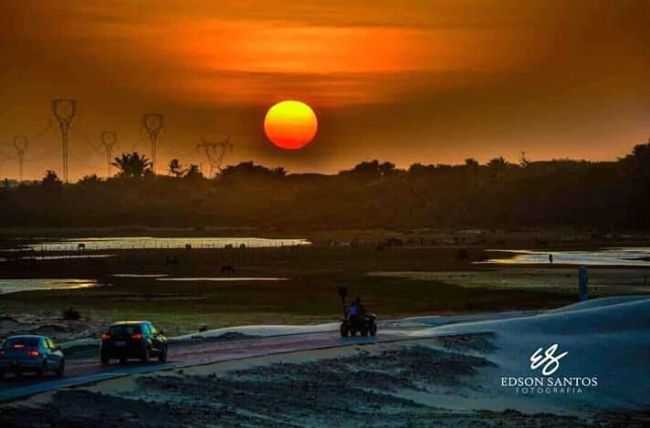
xmin=0 ymin=273 xmax=572 ymax=336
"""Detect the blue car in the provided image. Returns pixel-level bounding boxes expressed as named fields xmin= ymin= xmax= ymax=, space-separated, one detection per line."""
xmin=0 ymin=335 xmax=65 ymax=378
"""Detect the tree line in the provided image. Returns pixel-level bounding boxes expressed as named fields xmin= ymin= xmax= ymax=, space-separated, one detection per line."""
xmin=1 ymin=141 xmax=649 ymax=230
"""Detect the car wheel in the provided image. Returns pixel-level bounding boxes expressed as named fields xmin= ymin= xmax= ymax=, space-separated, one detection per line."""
xmin=55 ymin=360 xmax=65 ymax=377
xmin=361 ymin=327 xmax=369 ymax=337
xmin=340 ymin=324 xmax=349 ymax=338
xmin=370 ymin=324 xmax=377 ymax=336
xmin=37 ymin=361 xmax=47 ymax=377
xmin=141 ymin=347 xmax=150 ymax=363
xmin=119 ymin=357 xmax=127 ymax=365
xmin=101 ymin=353 xmax=110 ymax=365
xmin=158 ymin=345 xmax=168 ymax=363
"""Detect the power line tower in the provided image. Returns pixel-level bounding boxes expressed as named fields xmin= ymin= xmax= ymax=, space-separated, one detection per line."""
xmin=0 ymin=148 xmax=11 ymax=180
xmin=100 ymin=131 xmax=118 ymax=178
xmin=196 ymin=136 xmax=233 ymax=177
xmin=52 ymin=99 xmax=77 ymax=182
xmin=142 ymin=113 xmax=164 ymax=173
xmin=13 ymin=136 xmax=28 ymax=182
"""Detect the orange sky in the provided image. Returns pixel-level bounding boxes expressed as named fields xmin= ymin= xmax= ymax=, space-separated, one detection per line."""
xmin=0 ymin=1 xmax=649 ymax=180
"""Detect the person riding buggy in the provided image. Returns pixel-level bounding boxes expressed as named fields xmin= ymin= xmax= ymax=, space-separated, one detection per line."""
xmin=347 ymin=297 xmax=365 ymax=320
xmin=337 ymin=287 xmax=377 ymax=337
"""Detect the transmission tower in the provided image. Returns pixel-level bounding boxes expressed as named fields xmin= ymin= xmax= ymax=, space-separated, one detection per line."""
xmin=0 ymin=149 xmax=10 ymax=180
xmin=13 ymin=136 xmax=28 ymax=182
xmin=143 ymin=113 xmax=164 ymax=173
xmin=196 ymin=136 xmax=233 ymax=177
xmin=52 ymin=99 xmax=77 ymax=182
xmin=100 ymin=131 xmax=118 ymax=178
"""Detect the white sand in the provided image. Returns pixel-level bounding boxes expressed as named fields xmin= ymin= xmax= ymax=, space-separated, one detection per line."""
xmin=407 ymin=296 xmax=650 ymax=412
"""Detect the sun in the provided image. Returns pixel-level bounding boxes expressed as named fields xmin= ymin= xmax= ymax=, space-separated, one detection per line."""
xmin=264 ymin=100 xmax=318 ymax=150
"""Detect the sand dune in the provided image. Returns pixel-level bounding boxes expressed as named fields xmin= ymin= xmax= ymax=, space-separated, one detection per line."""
xmin=410 ymin=296 xmax=650 ymax=412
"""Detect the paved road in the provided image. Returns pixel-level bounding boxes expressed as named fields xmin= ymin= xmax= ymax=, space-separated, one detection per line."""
xmin=0 ymin=310 xmax=544 ymax=403
xmin=0 ymin=331 xmax=405 ymax=403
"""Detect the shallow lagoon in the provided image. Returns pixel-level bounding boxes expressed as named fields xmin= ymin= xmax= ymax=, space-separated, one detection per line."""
xmin=17 ymin=236 xmax=310 ymax=252
xmin=0 ymin=278 xmax=98 ymax=295
xmin=478 ymin=247 xmax=650 ymax=267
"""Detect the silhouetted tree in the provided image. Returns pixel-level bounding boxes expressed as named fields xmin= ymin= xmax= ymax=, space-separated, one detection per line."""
xmin=464 ymin=158 xmax=480 ymax=168
xmin=343 ymin=160 xmax=397 ymax=179
xmin=487 ymin=156 xmax=509 ymax=171
xmin=621 ymin=141 xmax=650 ymax=184
xmin=619 ymin=140 xmax=650 ymax=227
xmin=41 ymin=170 xmax=62 ymax=190
xmin=168 ymin=159 xmax=185 ymax=178
xmin=487 ymin=156 xmax=514 ymax=182
xmin=221 ymin=162 xmax=284 ymax=180
xmin=272 ymin=167 xmax=287 ymax=177
xmin=378 ymin=161 xmax=396 ymax=177
xmin=183 ymin=164 xmax=203 ymax=180
xmin=78 ymin=174 xmax=102 ymax=186
xmin=112 ymin=152 xmax=152 ymax=178
xmin=1 ymin=142 xmax=650 ymax=230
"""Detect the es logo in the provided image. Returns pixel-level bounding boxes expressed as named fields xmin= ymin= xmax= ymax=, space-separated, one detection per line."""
xmin=530 ymin=344 xmax=568 ymax=376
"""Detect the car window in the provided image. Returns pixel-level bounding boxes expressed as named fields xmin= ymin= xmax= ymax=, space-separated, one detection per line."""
xmin=4 ymin=337 xmax=39 ymax=349
xmin=46 ymin=338 xmax=57 ymax=349
xmin=109 ymin=325 xmax=142 ymax=336
xmin=149 ymin=324 xmax=158 ymax=335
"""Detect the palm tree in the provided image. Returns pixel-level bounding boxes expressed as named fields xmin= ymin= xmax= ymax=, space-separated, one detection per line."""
xmin=111 ymin=152 xmax=152 ymax=178
xmin=168 ymin=159 xmax=185 ymax=178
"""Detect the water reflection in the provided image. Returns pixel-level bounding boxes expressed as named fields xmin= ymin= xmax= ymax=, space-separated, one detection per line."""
xmin=0 ymin=254 xmax=115 ymax=262
xmin=18 ymin=237 xmax=310 ymax=252
xmin=0 ymin=278 xmax=98 ymax=295
xmin=112 ymin=274 xmax=169 ymax=278
xmin=478 ymin=247 xmax=650 ymax=267
xmin=156 ymin=277 xmax=287 ymax=282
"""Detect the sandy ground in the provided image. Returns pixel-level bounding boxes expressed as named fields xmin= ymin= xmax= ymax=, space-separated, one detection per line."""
xmin=2 ymin=296 xmax=649 ymax=428
xmin=1 ymin=338 xmax=647 ymax=427
xmin=0 ymin=313 xmax=105 ymax=345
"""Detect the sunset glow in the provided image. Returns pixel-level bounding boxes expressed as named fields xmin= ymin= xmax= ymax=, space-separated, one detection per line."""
xmin=1 ymin=1 xmax=648 ymax=178
xmin=264 ymin=101 xmax=318 ymax=150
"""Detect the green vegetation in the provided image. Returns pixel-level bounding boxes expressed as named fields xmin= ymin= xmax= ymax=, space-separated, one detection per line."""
xmin=62 ymin=307 xmax=82 ymax=321
xmin=0 ymin=274 xmax=573 ymax=336
xmin=0 ymin=246 xmax=579 ymax=335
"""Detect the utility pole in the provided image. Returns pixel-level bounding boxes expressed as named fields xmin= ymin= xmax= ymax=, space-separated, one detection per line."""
xmin=52 ymin=99 xmax=77 ymax=182
xmin=100 ymin=131 xmax=118 ymax=178
xmin=13 ymin=136 xmax=28 ymax=182
xmin=143 ymin=113 xmax=164 ymax=173
xmin=0 ymin=150 xmax=10 ymax=180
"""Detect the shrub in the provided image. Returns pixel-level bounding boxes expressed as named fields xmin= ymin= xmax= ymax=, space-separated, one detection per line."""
xmin=62 ymin=307 xmax=81 ymax=321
